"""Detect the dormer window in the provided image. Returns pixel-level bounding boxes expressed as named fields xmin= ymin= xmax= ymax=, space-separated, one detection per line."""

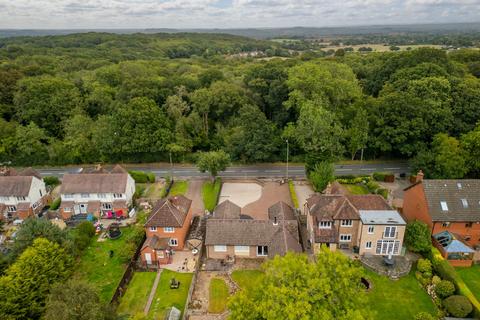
xmin=440 ymin=201 xmax=448 ymax=211
xmin=113 ymin=193 xmax=123 ymax=199
xmin=457 ymin=182 xmax=462 ymax=189
xmin=318 ymin=221 xmax=332 ymax=229
xmin=461 ymin=199 xmax=468 ymax=208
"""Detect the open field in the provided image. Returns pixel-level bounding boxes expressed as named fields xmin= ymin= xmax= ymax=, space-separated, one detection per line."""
xmin=74 ymin=227 xmax=135 ymax=302
xmin=320 ymin=44 xmax=443 ymax=52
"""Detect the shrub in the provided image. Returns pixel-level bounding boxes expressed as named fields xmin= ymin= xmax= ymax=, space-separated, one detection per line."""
xmin=415 ymin=271 xmax=431 ymax=287
xmin=134 ymin=184 xmax=145 ymax=200
xmin=432 ymin=275 xmax=442 ymax=286
xmin=147 ymin=173 xmax=155 ymax=183
xmin=309 ymin=162 xmax=335 ymax=192
xmin=128 ymin=170 xmax=149 ymax=183
xmin=118 ymin=242 xmax=137 ymax=263
xmin=417 ymin=258 xmax=433 ymax=275
xmin=43 ymin=176 xmax=60 ymax=187
xmin=125 ymin=225 xmax=145 ymax=247
xmin=414 ymin=312 xmax=436 ymax=320
xmin=443 ymin=295 xmax=472 ymax=318
xmin=372 ymin=172 xmax=388 ymax=181
xmin=435 ymin=280 xmax=455 ymax=299
xmin=77 ymin=221 xmax=96 ymax=238
xmin=50 ymin=198 xmax=61 ymax=210
xmin=405 ymin=221 xmax=432 ymax=253
xmin=366 ymin=180 xmax=380 ymax=193
xmin=377 ymin=188 xmax=389 ymax=199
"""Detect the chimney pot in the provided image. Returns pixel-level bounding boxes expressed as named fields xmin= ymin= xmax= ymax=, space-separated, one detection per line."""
xmin=416 ymin=170 xmax=424 ymax=183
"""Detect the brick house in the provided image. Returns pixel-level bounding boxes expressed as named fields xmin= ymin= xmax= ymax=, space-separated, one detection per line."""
xmin=141 ymin=195 xmax=193 ymax=266
xmin=403 ymin=176 xmax=480 ymax=264
xmin=59 ymin=165 xmax=135 ymax=219
xmin=205 ymin=201 xmax=302 ymax=259
xmin=305 ymin=194 xmax=406 ymax=256
xmin=0 ymin=167 xmax=48 ymax=220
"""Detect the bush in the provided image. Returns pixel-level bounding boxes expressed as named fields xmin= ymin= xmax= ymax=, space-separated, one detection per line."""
xmin=414 ymin=312 xmax=436 ymax=320
xmin=43 ymin=176 xmax=60 ymax=187
xmin=147 ymin=172 xmax=156 ymax=183
xmin=377 ymin=188 xmax=389 ymax=199
xmin=405 ymin=221 xmax=432 ymax=253
xmin=77 ymin=221 xmax=96 ymax=238
xmin=417 ymin=258 xmax=433 ymax=275
xmin=432 ymin=275 xmax=442 ymax=286
xmin=443 ymin=295 xmax=472 ymax=318
xmin=366 ymin=180 xmax=380 ymax=193
xmin=336 ymin=175 xmax=371 ymax=184
xmin=50 ymin=198 xmax=61 ymax=210
xmin=435 ymin=280 xmax=455 ymax=299
xmin=128 ymin=171 xmax=149 ymax=183
xmin=118 ymin=242 xmax=137 ymax=263
xmin=125 ymin=225 xmax=145 ymax=247
xmin=372 ymin=172 xmax=388 ymax=181
xmin=309 ymin=162 xmax=335 ymax=192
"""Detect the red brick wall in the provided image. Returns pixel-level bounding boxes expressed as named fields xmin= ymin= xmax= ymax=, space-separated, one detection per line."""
xmin=140 ymin=246 xmax=171 ymax=265
xmin=432 ymin=222 xmax=480 ymax=247
xmin=403 ymin=183 xmax=433 ymax=228
xmin=145 ymin=207 xmax=192 ymax=250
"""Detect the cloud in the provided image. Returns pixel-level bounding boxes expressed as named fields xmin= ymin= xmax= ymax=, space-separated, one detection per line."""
xmin=0 ymin=0 xmax=478 ymax=28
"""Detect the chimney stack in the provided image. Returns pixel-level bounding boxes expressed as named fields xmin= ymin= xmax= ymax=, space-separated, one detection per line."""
xmin=416 ymin=170 xmax=424 ymax=183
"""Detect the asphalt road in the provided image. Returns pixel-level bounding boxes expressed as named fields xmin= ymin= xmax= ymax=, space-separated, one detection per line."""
xmin=36 ymin=162 xmax=410 ymax=179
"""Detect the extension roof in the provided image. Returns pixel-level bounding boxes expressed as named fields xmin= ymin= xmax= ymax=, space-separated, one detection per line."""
xmin=145 ymin=195 xmax=192 ymax=228
xmin=213 ymin=200 xmax=241 ymax=219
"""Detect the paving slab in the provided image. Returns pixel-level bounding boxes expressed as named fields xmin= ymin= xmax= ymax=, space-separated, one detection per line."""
xmin=218 ymin=182 xmax=262 ymax=208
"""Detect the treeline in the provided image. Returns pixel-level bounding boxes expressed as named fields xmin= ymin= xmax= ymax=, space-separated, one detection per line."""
xmin=0 ymin=33 xmax=479 ymax=177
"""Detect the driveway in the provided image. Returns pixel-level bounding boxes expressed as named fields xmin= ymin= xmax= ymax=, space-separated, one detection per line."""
xmin=186 ymin=179 xmax=206 ymax=217
xmin=293 ymin=182 xmax=315 ymax=214
xmin=218 ymin=182 xmax=261 ymax=208
xmin=242 ymin=181 xmax=293 ymax=220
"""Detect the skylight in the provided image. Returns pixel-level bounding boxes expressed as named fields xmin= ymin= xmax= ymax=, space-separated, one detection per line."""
xmin=440 ymin=201 xmax=448 ymax=211
xmin=461 ymin=199 xmax=468 ymax=208
xmin=457 ymin=182 xmax=462 ymax=189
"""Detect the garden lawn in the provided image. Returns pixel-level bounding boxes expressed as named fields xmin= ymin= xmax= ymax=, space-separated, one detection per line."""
xmin=202 ymin=178 xmax=222 ymax=212
xmin=117 ymin=272 xmax=157 ymax=316
xmin=342 ymin=183 xmax=369 ymax=195
xmin=231 ymin=270 xmax=264 ymax=291
xmin=364 ymin=269 xmax=437 ymax=320
xmin=457 ymin=265 xmax=480 ymax=301
xmin=169 ymin=180 xmax=189 ymax=196
xmin=137 ymin=182 xmax=165 ymax=199
xmin=74 ymin=227 xmax=135 ymax=302
xmin=148 ymin=270 xmax=193 ymax=319
xmin=208 ymin=278 xmax=229 ymax=313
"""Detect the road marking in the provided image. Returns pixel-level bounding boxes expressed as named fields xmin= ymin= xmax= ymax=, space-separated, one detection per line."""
xmin=242 ymin=170 xmax=259 ymax=173
xmin=336 ymin=169 xmax=353 ymax=171
xmin=265 ymin=170 xmax=281 ymax=172
xmin=360 ymin=168 xmax=376 ymax=171
xmin=385 ymin=167 xmax=401 ymax=170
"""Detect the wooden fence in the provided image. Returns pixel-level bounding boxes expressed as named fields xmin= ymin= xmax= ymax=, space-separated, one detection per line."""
xmin=182 ymin=245 xmax=204 ymax=320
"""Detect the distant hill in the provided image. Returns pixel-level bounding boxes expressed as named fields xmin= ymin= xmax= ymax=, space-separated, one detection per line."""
xmin=2 ymin=23 xmax=480 ymax=39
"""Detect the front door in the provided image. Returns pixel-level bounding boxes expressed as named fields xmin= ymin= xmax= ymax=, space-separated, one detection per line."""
xmin=74 ymin=205 xmax=80 ymax=215
xmin=145 ymin=253 xmax=152 ymax=265
xmin=79 ymin=204 xmax=87 ymax=214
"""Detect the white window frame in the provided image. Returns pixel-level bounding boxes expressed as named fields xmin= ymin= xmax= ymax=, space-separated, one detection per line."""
xmin=64 ymin=207 xmax=72 ymax=212
xmin=98 ymin=193 xmax=107 ymax=199
xmin=214 ymin=245 xmax=227 ymax=252
xmin=16 ymin=196 xmax=26 ymax=201
xmin=384 ymin=226 xmax=397 ymax=238
xmin=318 ymin=221 xmax=332 ymax=229
xmin=257 ymin=245 xmax=268 ymax=256
xmin=365 ymin=241 xmax=372 ymax=249
xmin=0 ymin=196 xmax=9 ymax=202
xmin=368 ymin=226 xmax=374 ymax=234
xmin=113 ymin=193 xmax=123 ymax=199
xmin=164 ymin=227 xmax=175 ymax=233
xmin=234 ymin=246 xmax=250 ymax=254
xmin=169 ymin=238 xmax=178 ymax=247
xmin=440 ymin=201 xmax=448 ymax=211
xmin=101 ymin=203 xmax=113 ymax=210
xmin=376 ymin=240 xmax=400 ymax=255
xmin=64 ymin=194 xmax=74 ymax=199
xmin=339 ymin=234 xmax=352 ymax=242
xmin=149 ymin=226 xmax=157 ymax=232
xmin=7 ymin=206 xmax=16 ymax=212
xmin=32 ymin=202 xmax=38 ymax=209
xmin=461 ymin=199 xmax=468 ymax=208
xmin=81 ymin=193 xmax=90 ymax=199
xmin=341 ymin=219 xmax=353 ymax=227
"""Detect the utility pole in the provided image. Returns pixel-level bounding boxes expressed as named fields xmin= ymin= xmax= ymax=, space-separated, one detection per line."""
xmin=286 ymin=139 xmax=289 ymax=182
xmin=169 ymin=151 xmax=174 ymax=180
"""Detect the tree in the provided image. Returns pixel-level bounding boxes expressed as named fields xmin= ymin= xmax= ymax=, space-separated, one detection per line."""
xmin=295 ymin=101 xmax=344 ymax=163
xmin=13 ymin=122 xmax=50 ymax=165
xmin=228 ymin=249 xmax=371 ymax=320
xmin=309 ymin=162 xmax=335 ymax=192
xmin=0 ymin=238 xmax=73 ymax=319
xmin=404 ymin=220 xmax=432 ymax=253
xmin=461 ymin=124 xmax=480 ymax=178
xmin=44 ymin=280 xmax=107 ymax=320
xmin=345 ymin=107 xmax=368 ymax=160
xmin=196 ymin=151 xmax=230 ymax=179
xmin=431 ymin=133 xmax=467 ymax=179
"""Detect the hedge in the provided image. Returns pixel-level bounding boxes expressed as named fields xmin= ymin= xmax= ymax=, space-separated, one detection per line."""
xmin=128 ymin=170 xmax=155 ymax=183
xmin=430 ymin=247 xmax=480 ymax=318
xmin=288 ymin=180 xmax=299 ymax=209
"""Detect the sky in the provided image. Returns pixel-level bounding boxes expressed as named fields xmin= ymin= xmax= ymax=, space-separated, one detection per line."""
xmin=0 ymin=0 xmax=479 ymax=29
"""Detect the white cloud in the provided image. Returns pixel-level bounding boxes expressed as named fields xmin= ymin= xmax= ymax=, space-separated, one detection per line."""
xmin=0 ymin=0 xmax=478 ymax=28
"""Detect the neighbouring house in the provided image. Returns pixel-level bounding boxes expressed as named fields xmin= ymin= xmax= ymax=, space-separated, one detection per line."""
xmin=305 ymin=193 xmax=406 ymax=256
xmin=141 ymin=195 xmax=193 ymax=266
xmin=403 ymin=175 xmax=480 ymax=263
xmin=433 ymin=231 xmax=475 ymax=267
xmin=0 ymin=167 xmax=48 ymax=220
xmin=205 ymin=200 xmax=302 ymax=260
xmin=59 ymin=165 xmax=135 ymax=219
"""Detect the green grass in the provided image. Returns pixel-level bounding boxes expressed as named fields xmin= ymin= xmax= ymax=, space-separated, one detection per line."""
xmin=169 ymin=180 xmax=189 ymax=196
xmin=457 ymin=265 xmax=480 ymax=301
xmin=364 ymin=269 xmax=438 ymax=320
xmin=202 ymin=178 xmax=222 ymax=212
xmin=288 ymin=180 xmax=299 ymax=208
xmin=342 ymin=183 xmax=370 ymax=195
xmin=117 ymin=272 xmax=157 ymax=316
xmin=231 ymin=270 xmax=264 ymax=291
xmin=148 ymin=270 xmax=193 ymax=319
xmin=137 ymin=182 xmax=164 ymax=199
xmin=208 ymin=278 xmax=229 ymax=313
xmin=74 ymin=227 xmax=135 ymax=302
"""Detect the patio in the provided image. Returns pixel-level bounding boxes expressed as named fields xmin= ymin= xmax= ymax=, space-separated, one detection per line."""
xmin=162 ymin=250 xmax=198 ymax=273
xmin=361 ymin=254 xmax=412 ymax=279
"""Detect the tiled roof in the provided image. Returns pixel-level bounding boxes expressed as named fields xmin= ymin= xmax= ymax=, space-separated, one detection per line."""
xmin=17 ymin=167 xmax=42 ymax=180
xmin=145 ymin=195 xmax=192 ymax=227
xmin=315 ymin=228 xmax=338 ymax=243
xmin=142 ymin=235 xmax=170 ymax=250
xmin=213 ymin=200 xmax=241 ymax=219
xmin=421 ymin=180 xmax=480 ymax=222
xmin=268 ymin=201 xmax=296 ymax=221
xmin=0 ymin=176 xmax=33 ymax=197
xmin=61 ymin=173 xmax=128 ymax=194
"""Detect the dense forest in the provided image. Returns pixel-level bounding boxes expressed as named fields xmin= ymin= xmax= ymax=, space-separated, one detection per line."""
xmin=0 ymin=32 xmax=480 ymax=178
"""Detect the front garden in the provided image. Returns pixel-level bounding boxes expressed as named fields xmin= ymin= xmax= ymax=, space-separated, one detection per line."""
xmin=169 ymin=180 xmax=189 ymax=196
xmin=202 ymin=178 xmax=222 ymax=212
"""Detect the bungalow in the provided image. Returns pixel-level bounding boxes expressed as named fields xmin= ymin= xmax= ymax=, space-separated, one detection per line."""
xmin=141 ymin=195 xmax=193 ymax=266
xmin=305 ymin=193 xmax=406 ymax=256
xmin=0 ymin=167 xmax=48 ymax=220
xmin=403 ymin=175 xmax=480 ymax=264
xmin=205 ymin=201 xmax=302 ymax=260
xmin=59 ymin=165 xmax=135 ymax=219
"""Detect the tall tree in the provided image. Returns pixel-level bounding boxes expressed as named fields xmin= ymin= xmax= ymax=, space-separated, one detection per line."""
xmin=461 ymin=124 xmax=480 ymax=178
xmin=196 ymin=150 xmax=230 ymax=180
xmin=13 ymin=122 xmax=50 ymax=165
xmin=228 ymin=249 xmax=371 ymax=320
xmin=345 ymin=107 xmax=369 ymax=160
